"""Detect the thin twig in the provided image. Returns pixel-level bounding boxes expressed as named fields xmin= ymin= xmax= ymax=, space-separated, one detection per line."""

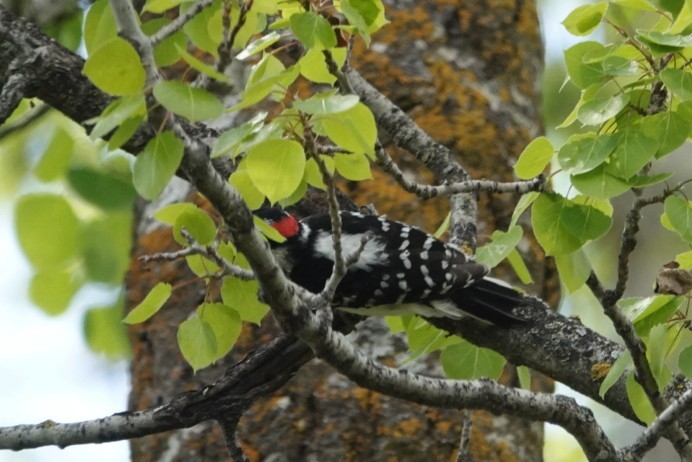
xmin=140 ymin=228 xmax=255 ymax=280
xmin=594 ymin=182 xmax=692 ymax=457
xmin=622 ymin=389 xmax=692 ymax=460
xmin=218 ymin=414 xmax=250 ymax=462
xmin=456 ymin=410 xmax=473 ymax=462
xmin=215 ymin=0 xmax=253 ymax=76
xmin=374 ymin=141 xmax=544 ymax=198
xmin=150 ymin=0 xmax=215 ymax=46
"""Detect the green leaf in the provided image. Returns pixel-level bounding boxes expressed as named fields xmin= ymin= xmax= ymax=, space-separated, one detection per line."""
xmin=517 ymin=366 xmax=532 ymax=389
xmin=598 ymin=350 xmax=631 ymax=398
xmin=34 ymin=127 xmax=74 ymax=182
xmin=177 ymin=314 xmax=218 ymax=372
xmin=510 ymin=191 xmax=539 ymax=228
xmin=294 ymin=93 xmax=360 ymax=115
xmin=89 ymin=94 xmax=146 ymax=140
xmin=198 ymin=303 xmax=241 ymax=358
xmin=81 ymin=213 xmax=132 ymax=283
xmin=108 ymin=116 xmax=145 ymax=150
xmin=254 ymin=216 xmax=287 ymax=243
xmin=664 ymin=196 xmax=692 ymax=242
xmin=290 ymin=12 xmax=337 ymax=50
xmin=182 ymin=0 xmax=222 ymax=56
xmin=555 ymin=249 xmax=591 ymax=293
xmin=571 ymin=164 xmax=631 ymax=199
xmin=153 ymin=80 xmax=224 ymax=122
xmin=304 ymin=156 xmax=335 ymax=189
xmin=246 ymin=139 xmax=306 ymax=203
xmin=577 ymin=93 xmax=628 ymax=125
xmin=531 ymin=192 xmax=612 ymax=256
xmin=564 ymin=42 xmax=606 ymax=89
xmin=340 ymin=0 xmax=372 ymax=44
xmin=506 ymin=248 xmax=533 ymax=284
xmin=15 ymin=194 xmax=79 ymax=269
xmin=229 ymin=167 xmax=266 ymax=210
xmin=557 ymin=84 xmax=600 ymax=129
xmin=647 ymin=324 xmax=673 ymax=391
xmin=660 ymin=68 xmax=692 ymax=101
xmin=679 ymin=345 xmax=692 ymax=378
xmin=476 ymin=226 xmax=523 ymax=268
xmin=611 ymin=0 xmax=656 ymax=11
xmin=605 ymin=128 xmax=658 ymax=180
xmin=620 ymin=295 xmax=683 ymax=336
xmin=433 ymin=213 xmax=451 ymax=239
xmin=440 ymin=341 xmax=506 ymax=380
xmin=221 ymin=277 xmax=269 ymax=324
xmin=153 ymin=203 xmax=198 ymax=224
xmin=132 ymin=131 xmax=184 ymax=200
xmin=174 ymin=208 xmax=217 ymax=245
xmin=385 ymin=315 xmax=407 ymax=334
xmin=29 ymin=270 xmax=82 ymax=316
xmin=299 ymin=47 xmax=347 ymax=84
xmin=212 ymin=112 xmax=268 ymax=158
xmin=334 ymin=153 xmax=372 ymax=181
xmin=641 ymin=111 xmax=691 ymax=158
xmin=67 ymin=167 xmax=137 ymax=210
xmin=601 ymin=55 xmax=638 ymax=77
xmin=405 ymin=319 xmax=461 ymax=362
xmin=317 ymin=102 xmax=377 ymax=156
xmin=231 ymin=63 xmax=300 ymax=111
xmin=558 ymin=133 xmax=618 ymax=174
xmin=84 ymin=303 xmax=131 ymax=359
xmin=83 ymin=0 xmax=117 ymax=55
xmin=676 ymin=250 xmax=692 ymax=268
xmin=174 ymin=44 xmax=231 ymax=83
xmin=636 ymin=30 xmax=692 ymax=49
xmin=236 ymin=31 xmax=281 ymax=60
xmin=185 ymin=254 xmax=221 ymax=277
xmin=514 ymin=136 xmax=554 ymax=179
xmin=560 ymin=197 xmax=613 ymax=241
xmin=629 ymin=172 xmax=673 ymax=188
xmin=123 ymin=282 xmax=172 ymax=324
xmin=84 ymin=38 xmax=146 ymax=96
xmin=562 ymin=2 xmax=608 ymax=36
xmin=626 ymin=371 xmax=656 ymax=424
xmin=143 ymin=0 xmax=182 ymax=13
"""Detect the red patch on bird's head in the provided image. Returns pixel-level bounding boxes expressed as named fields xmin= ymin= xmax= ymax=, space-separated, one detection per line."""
xmin=272 ymin=214 xmax=300 ymax=238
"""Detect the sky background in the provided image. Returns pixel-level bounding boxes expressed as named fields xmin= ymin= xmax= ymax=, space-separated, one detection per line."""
xmin=0 ymin=1 xmax=678 ymax=461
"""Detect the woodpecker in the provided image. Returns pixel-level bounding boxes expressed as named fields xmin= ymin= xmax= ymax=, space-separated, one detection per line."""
xmin=255 ymin=208 xmax=526 ymax=326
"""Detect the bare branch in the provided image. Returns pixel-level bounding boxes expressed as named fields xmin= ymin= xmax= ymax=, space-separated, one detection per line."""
xmin=215 ymin=0 xmax=253 ymax=76
xmin=623 ymin=389 xmax=692 ymax=460
xmin=591 ymin=184 xmax=692 ymax=457
xmin=325 ymin=60 xmax=479 ymax=248
xmin=374 ymin=141 xmax=544 ymax=198
xmin=218 ymin=415 xmax=250 ymax=462
xmin=150 ymin=0 xmax=215 ymax=46
xmin=0 ymin=70 xmax=28 ymax=123
xmin=282 ymin=303 xmax=618 ymax=461
xmin=456 ymin=410 xmax=473 ymax=462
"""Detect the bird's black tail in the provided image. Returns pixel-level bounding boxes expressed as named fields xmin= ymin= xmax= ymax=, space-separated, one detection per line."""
xmin=449 ymin=278 xmax=527 ymax=326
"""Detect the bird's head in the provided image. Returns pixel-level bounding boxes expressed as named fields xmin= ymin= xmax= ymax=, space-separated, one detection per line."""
xmin=254 ymin=208 xmax=301 ymax=241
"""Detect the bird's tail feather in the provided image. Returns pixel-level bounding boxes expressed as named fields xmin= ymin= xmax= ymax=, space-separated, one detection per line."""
xmin=449 ymin=278 xmax=527 ymax=326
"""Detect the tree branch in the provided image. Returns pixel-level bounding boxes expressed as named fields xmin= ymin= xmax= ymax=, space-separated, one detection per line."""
xmin=149 ymin=0 xmax=215 ymax=46
xmin=374 ymin=141 xmax=545 ymax=198
xmin=623 ymin=389 xmax=692 ymax=460
xmin=0 ymin=334 xmax=312 ymax=450
xmin=342 ymin=66 xmax=479 ymax=249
